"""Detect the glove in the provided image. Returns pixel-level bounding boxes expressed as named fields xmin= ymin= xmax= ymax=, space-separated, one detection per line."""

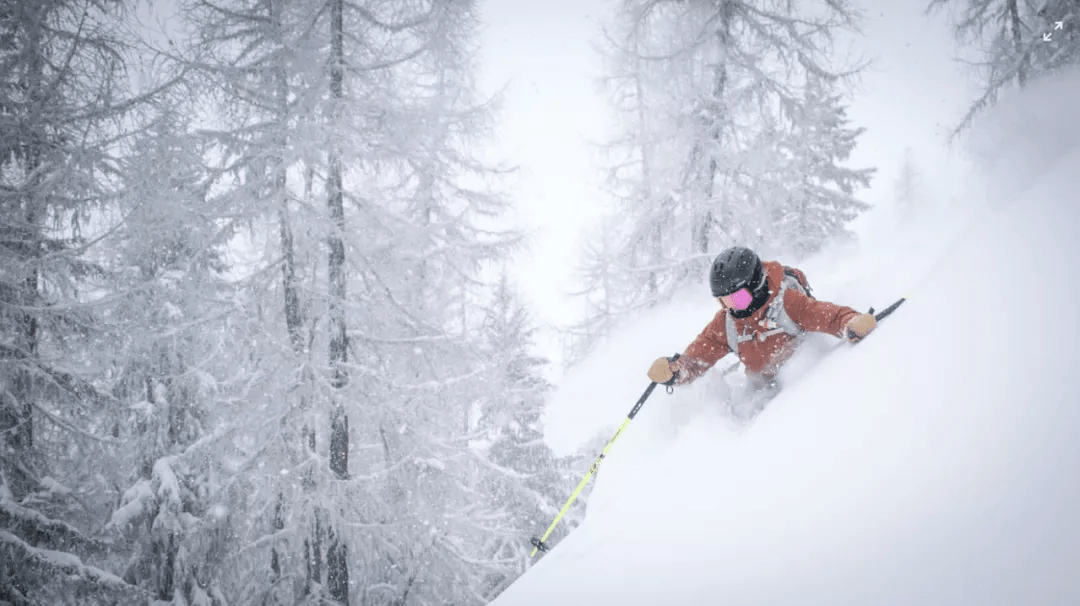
xmin=843 ymin=313 xmax=877 ymax=342
xmin=647 ymin=354 xmax=681 ymax=386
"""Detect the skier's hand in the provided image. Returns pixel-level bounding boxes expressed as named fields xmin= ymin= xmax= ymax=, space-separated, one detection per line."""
xmin=647 ymin=356 xmax=679 ymax=385
xmin=843 ymin=313 xmax=877 ymax=342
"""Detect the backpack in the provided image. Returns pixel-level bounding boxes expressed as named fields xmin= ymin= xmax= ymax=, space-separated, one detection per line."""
xmin=724 ymin=266 xmax=814 ymax=356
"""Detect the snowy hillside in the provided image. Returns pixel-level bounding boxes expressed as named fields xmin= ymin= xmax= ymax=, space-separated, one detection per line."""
xmin=493 ymin=70 xmax=1080 ymax=606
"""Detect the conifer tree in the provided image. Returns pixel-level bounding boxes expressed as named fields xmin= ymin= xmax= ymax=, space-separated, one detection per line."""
xmin=573 ymin=0 xmax=873 ymax=357
xmin=475 ymin=275 xmax=576 ymax=596
xmin=0 ymin=1 xmax=171 ymax=602
xmin=101 ymin=98 xmax=242 ymax=604
xmin=893 ymin=148 xmax=923 ymax=221
xmin=174 ymin=0 xmax=536 ymax=603
xmin=928 ymin=0 xmax=1080 ymax=134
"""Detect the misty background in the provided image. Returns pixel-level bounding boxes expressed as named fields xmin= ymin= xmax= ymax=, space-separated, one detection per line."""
xmin=2 ymin=0 xmax=1074 ymax=605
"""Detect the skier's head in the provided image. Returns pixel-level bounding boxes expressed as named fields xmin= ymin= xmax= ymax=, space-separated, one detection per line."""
xmin=710 ymin=246 xmax=769 ymax=318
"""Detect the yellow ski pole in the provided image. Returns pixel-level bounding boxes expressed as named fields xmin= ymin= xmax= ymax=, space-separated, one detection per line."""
xmin=530 ymin=375 xmax=669 ymax=557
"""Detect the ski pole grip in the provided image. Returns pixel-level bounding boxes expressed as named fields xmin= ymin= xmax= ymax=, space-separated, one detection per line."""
xmin=662 ymin=353 xmax=681 ymax=389
xmin=848 ymin=307 xmax=875 ymax=341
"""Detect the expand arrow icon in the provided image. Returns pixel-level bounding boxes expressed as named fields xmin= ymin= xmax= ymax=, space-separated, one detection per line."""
xmin=1055 ymin=21 xmax=1064 ymax=30
xmin=1043 ymin=32 xmax=1052 ymax=41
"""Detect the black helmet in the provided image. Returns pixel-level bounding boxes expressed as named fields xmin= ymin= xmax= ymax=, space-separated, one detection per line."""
xmin=709 ymin=247 xmax=764 ymax=297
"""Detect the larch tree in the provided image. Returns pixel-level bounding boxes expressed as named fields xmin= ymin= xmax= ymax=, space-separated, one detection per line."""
xmin=173 ymin=0 xmax=543 ymax=604
xmin=0 ymin=0 xmax=565 ymax=603
xmin=324 ymin=0 xmax=350 ymax=601
xmin=322 ymin=2 xmax=541 ymax=602
xmin=174 ymin=0 xmax=375 ymax=600
xmin=139 ymin=0 xmax=330 ymax=602
xmin=572 ymin=0 xmax=873 ymax=358
xmin=101 ymin=97 xmax=240 ymax=604
xmin=892 ymin=147 xmax=923 ymax=222
xmin=472 ymin=274 xmax=577 ymax=598
xmin=928 ymin=0 xmax=1080 ymax=135
xmin=769 ymin=74 xmax=873 ymax=255
xmin=0 ymin=0 xmax=171 ymax=603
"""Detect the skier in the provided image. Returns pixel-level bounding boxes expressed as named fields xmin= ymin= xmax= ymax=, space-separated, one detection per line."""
xmin=646 ymin=246 xmax=877 ymax=400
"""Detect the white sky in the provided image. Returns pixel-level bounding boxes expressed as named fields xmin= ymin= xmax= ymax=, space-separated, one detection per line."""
xmin=475 ymin=0 xmax=613 ymax=354
xmin=475 ymin=0 xmax=981 ymax=366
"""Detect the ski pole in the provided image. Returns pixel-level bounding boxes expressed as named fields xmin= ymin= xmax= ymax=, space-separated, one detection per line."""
xmin=873 ymin=297 xmax=906 ymax=322
xmin=530 ymin=379 xmax=664 ymax=557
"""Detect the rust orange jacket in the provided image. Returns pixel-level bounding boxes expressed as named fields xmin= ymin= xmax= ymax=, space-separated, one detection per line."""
xmin=674 ymin=261 xmax=859 ymax=383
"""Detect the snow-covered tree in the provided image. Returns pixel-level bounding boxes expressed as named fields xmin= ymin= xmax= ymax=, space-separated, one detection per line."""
xmin=928 ymin=0 xmax=1080 ymax=135
xmin=0 ymin=0 xmax=169 ymax=602
xmin=572 ymin=0 xmax=873 ymax=358
xmin=169 ymin=0 xmax=540 ymax=603
xmin=0 ymin=0 xmax=607 ymax=602
xmin=472 ymin=275 xmax=577 ymax=596
xmin=564 ymin=221 xmax=634 ymax=364
xmin=770 ymin=75 xmax=873 ymax=254
xmin=172 ymin=0 xmax=333 ymax=599
xmin=892 ymin=148 xmax=924 ymax=221
xmin=100 ymin=99 xmax=239 ymax=604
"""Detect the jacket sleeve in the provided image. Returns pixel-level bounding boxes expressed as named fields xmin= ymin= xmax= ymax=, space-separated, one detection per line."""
xmin=674 ymin=312 xmax=732 ymax=384
xmin=783 ymin=287 xmax=860 ymax=338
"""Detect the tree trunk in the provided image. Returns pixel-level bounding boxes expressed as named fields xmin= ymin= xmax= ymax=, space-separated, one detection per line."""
xmin=699 ymin=2 xmax=732 ymax=255
xmin=271 ymin=493 xmax=284 ymax=578
xmin=265 ymin=0 xmax=310 ymax=591
xmin=1 ymin=2 xmax=47 ymax=500
xmin=633 ymin=51 xmax=662 ymax=298
xmin=306 ymin=513 xmax=323 ymax=589
xmin=327 ymin=528 xmax=349 ymax=603
xmin=327 ymin=0 xmax=349 ymax=483
xmin=1007 ymin=0 xmax=1029 ymax=87
xmin=326 ymin=0 xmax=350 ymax=602
xmin=153 ymin=532 xmax=177 ymax=600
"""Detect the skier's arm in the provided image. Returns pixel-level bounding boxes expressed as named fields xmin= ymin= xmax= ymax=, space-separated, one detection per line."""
xmin=783 ymin=288 xmax=860 ymax=338
xmin=673 ymin=313 xmax=731 ymax=384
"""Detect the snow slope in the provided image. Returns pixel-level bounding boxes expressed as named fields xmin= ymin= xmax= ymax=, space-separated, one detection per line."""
xmin=495 ymin=70 xmax=1080 ymax=606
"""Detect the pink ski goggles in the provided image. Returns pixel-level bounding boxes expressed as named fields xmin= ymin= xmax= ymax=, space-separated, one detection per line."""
xmin=719 ymin=288 xmax=753 ymax=310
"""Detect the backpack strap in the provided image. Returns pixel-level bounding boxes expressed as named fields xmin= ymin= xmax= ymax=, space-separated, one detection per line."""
xmin=783 ymin=267 xmax=813 ymax=299
xmin=724 ymin=311 xmax=756 ymax=353
xmin=725 ymin=271 xmax=810 ymax=357
xmin=763 ymin=275 xmax=805 ymax=338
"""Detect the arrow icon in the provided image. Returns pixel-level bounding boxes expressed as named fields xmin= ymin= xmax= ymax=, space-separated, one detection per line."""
xmin=1043 ymin=32 xmax=1052 ymax=41
xmin=1055 ymin=21 xmax=1063 ymax=30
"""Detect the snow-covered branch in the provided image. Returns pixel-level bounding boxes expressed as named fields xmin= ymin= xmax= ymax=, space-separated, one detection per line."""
xmin=0 ymin=530 xmax=146 ymax=604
